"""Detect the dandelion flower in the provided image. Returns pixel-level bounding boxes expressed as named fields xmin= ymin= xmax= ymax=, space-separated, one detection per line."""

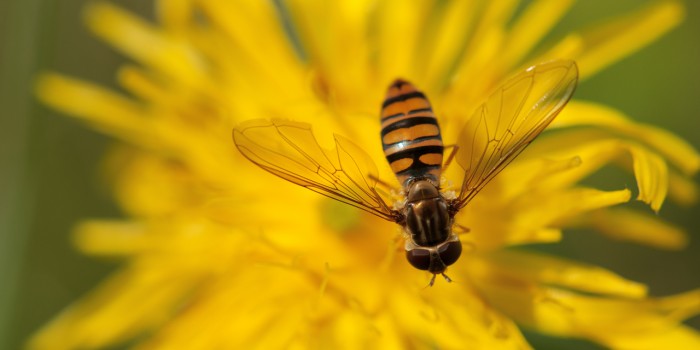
xmin=32 ymin=0 xmax=700 ymax=349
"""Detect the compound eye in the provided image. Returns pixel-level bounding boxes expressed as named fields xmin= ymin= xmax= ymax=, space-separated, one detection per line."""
xmin=438 ymin=241 xmax=462 ymax=267
xmin=406 ymin=248 xmax=431 ymax=270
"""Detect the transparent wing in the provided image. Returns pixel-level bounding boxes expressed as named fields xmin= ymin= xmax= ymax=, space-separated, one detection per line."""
xmin=233 ymin=119 xmax=401 ymax=222
xmin=451 ymin=60 xmax=579 ymax=210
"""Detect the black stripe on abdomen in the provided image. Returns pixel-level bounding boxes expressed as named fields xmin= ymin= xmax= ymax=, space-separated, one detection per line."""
xmin=386 ymin=145 xmax=444 ymax=164
xmin=395 ymin=163 xmax=441 ymax=177
xmin=381 ymin=117 xmax=438 ymax=138
xmin=408 ymin=107 xmax=432 ymax=115
xmin=382 ymin=91 xmax=426 ymax=109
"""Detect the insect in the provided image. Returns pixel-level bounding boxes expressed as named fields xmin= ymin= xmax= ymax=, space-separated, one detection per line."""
xmin=233 ymin=60 xmax=578 ymax=285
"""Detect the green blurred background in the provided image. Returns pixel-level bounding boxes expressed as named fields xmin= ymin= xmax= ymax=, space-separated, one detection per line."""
xmin=1 ymin=0 xmax=698 ymax=349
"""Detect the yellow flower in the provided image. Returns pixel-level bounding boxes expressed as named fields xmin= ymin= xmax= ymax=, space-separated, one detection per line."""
xmin=31 ymin=0 xmax=700 ymax=349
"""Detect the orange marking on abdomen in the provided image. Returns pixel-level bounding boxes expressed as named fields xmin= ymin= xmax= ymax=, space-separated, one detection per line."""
xmin=382 ymin=123 xmax=440 ymax=145
xmin=381 ymin=97 xmax=431 ymax=118
xmin=403 ymin=97 xmax=431 ymax=112
xmin=390 ymin=158 xmax=414 ymax=174
xmin=419 ymin=153 xmax=443 ymax=166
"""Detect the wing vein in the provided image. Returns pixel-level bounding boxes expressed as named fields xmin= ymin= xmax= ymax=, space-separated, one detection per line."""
xmin=451 ymin=60 xmax=579 ymax=210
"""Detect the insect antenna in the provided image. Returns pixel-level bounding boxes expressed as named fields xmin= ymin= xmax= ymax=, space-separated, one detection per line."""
xmin=427 ymin=272 xmax=454 ymax=287
xmin=429 ymin=274 xmax=437 ymax=287
xmin=441 ymin=273 xmax=453 ymax=283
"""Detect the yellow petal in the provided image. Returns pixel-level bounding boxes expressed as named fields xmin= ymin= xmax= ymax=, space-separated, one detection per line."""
xmin=668 ymin=168 xmax=700 ymax=206
xmin=554 ymin=101 xmax=700 ymax=176
xmin=461 ymin=185 xmax=630 ymax=250
xmin=444 ymin=0 xmax=518 ymax=113
xmin=496 ymin=155 xmax=583 ymax=200
xmin=35 ymin=73 xmax=150 ymax=140
xmin=388 ymin=286 xmax=532 ymax=349
xmin=27 ymin=263 xmax=202 ymax=350
xmin=603 ymin=325 xmax=700 ymax=350
xmin=73 ymin=220 xmax=150 ymax=256
xmin=155 ymin=0 xmax=193 ymax=33
xmin=585 ymin=208 xmax=688 ymax=250
xmin=525 ymin=131 xmax=671 ymax=211
xmin=531 ymin=288 xmax=700 ymax=347
xmin=198 ymin=0 xmax=307 ymax=94
xmin=499 ymin=0 xmax=575 ymax=69
xmin=627 ymin=143 xmax=668 ymax=211
xmin=569 ymin=0 xmax=684 ymax=80
xmin=417 ymin=0 xmax=479 ymax=91
xmin=469 ymin=262 xmax=700 ymax=350
xmin=513 ymin=187 xmax=632 ymax=234
xmin=85 ymin=2 xmax=206 ymax=86
xmin=441 ymin=29 xmax=506 ymax=124
xmin=117 ymin=65 xmax=168 ymax=105
xmin=285 ymin=0 xmax=375 ymax=106
xmin=368 ymin=0 xmax=431 ymax=85
xmin=533 ymin=32 xmax=584 ymax=65
xmin=483 ymin=250 xmax=648 ymax=298
xmin=140 ymin=266 xmax=314 ymax=349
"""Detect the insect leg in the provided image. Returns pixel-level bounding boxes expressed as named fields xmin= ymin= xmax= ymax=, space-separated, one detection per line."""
xmin=442 ymin=144 xmax=460 ymax=172
xmin=453 ymin=223 xmax=471 ymax=235
xmin=368 ymin=174 xmax=398 ymax=196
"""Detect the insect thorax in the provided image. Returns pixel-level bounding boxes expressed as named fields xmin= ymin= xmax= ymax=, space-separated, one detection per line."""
xmin=403 ymin=180 xmax=451 ymax=247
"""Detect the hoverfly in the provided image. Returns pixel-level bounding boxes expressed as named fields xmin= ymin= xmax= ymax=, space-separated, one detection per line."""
xmin=233 ymin=60 xmax=578 ymax=285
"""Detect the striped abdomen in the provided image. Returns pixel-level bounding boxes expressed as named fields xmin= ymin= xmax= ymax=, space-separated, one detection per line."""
xmin=381 ymin=79 xmax=444 ymax=186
